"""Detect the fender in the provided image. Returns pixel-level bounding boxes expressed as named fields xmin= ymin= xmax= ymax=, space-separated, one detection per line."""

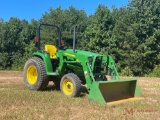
xmin=33 ymin=51 xmax=53 ymax=75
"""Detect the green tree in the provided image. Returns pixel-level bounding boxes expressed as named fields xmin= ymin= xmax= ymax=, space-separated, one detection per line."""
xmin=83 ymin=4 xmax=114 ymax=55
xmin=110 ymin=7 xmax=139 ymax=74
xmin=128 ymin=0 xmax=160 ymax=75
xmin=40 ymin=6 xmax=88 ymax=48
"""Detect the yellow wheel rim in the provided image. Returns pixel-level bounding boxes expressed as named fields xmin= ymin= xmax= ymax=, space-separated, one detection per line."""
xmin=62 ymin=78 xmax=74 ymax=95
xmin=27 ymin=65 xmax=38 ymax=84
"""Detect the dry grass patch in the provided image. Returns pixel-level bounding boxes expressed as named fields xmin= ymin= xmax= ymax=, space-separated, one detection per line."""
xmin=0 ymin=71 xmax=160 ymax=120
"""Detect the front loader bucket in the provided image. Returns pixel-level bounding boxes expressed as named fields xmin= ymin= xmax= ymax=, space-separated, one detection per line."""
xmin=88 ymin=78 xmax=142 ymax=105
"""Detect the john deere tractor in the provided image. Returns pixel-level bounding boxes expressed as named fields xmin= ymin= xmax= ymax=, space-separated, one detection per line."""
xmin=23 ymin=24 xmax=142 ymax=105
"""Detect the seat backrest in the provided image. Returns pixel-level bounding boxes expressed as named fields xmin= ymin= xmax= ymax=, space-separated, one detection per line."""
xmin=45 ymin=45 xmax=57 ymax=59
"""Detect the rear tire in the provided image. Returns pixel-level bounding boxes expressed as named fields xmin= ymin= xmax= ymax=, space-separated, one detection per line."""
xmin=23 ymin=57 xmax=49 ymax=90
xmin=60 ymin=73 xmax=81 ymax=97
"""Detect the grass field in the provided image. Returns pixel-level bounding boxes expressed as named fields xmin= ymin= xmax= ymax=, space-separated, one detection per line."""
xmin=0 ymin=71 xmax=160 ymax=120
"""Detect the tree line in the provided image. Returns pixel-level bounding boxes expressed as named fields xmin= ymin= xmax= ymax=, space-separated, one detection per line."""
xmin=0 ymin=0 xmax=160 ymax=77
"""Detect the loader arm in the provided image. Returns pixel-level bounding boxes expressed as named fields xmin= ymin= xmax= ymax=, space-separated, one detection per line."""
xmin=79 ymin=54 xmax=142 ymax=105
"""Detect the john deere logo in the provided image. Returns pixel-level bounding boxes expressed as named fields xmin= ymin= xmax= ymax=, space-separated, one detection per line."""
xmin=64 ymin=53 xmax=75 ymax=57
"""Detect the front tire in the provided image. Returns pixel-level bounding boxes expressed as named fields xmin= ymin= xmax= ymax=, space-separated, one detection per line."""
xmin=60 ymin=73 xmax=81 ymax=97
xmin=23 ymin=57 xmax=49 ymax=90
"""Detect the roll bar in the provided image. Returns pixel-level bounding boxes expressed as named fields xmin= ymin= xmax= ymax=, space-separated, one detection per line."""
xmin=35 ymin=24 xmax=61 ymax=50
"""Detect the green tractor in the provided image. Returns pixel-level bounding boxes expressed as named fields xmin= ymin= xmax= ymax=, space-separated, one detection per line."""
xmin=23 ymin=24 xmax=142 ymax=105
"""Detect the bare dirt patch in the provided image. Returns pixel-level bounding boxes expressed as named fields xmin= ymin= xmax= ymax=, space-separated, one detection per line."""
xmin=0 ymin=77 xmax=22 ymax=80
xmin=0 ymin=71 xmax=23 ymax=85
xmin=0 ymin=71 xmax=22 ymax=77
xmin=0 ymin=88 xmax=10 ymax=91
xmin=0 ymin=77 xmax=23 ymax=84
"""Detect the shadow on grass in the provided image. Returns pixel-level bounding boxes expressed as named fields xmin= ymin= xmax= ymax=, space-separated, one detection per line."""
xmin=45 ymin=85 xmax=58 ymax=91
xmin=45 ymin=82 xmax=89 ymax=97
xmin=80 ymin=85 xmax=89 ymax=97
